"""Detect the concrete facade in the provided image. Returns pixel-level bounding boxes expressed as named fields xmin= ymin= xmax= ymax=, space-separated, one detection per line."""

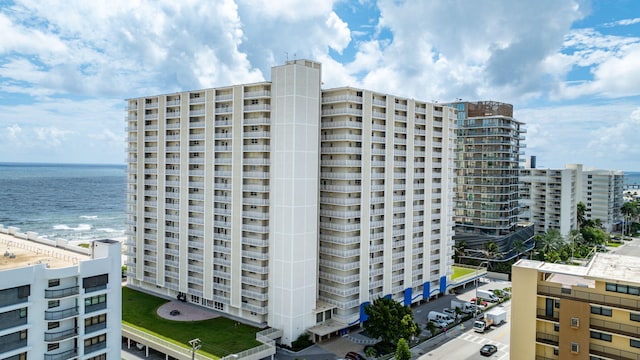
xmin=511 ymin=254 xmax=640 ymax=359
xmin=0 ymin=235 xmax=122 ymax=360
xmin=125 ymin=60 xmax=456 ymax=345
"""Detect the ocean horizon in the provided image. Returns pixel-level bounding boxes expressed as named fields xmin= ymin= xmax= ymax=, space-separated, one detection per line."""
xmin=0 ymin=162 xmax=127 ymax=243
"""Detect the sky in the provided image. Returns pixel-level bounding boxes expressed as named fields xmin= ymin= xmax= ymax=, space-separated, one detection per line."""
xmin=0 ymin=0 xmax=639 ymax=171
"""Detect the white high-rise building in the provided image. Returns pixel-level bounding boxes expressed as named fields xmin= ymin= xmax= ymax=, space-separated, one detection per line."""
xmin=568 ymin=164 xmax=624 ymax=232
xmin=125 ymin=60 xmax=456 ymax=344
xmin=519 ymin=167 xmax=578 ymax=235
xmin=0 ymin=233 xmax=122 ymax=360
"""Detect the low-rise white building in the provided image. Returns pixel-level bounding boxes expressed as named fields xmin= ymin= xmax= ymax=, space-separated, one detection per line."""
xmin=0 ymin=232 xmax=121 ymax=360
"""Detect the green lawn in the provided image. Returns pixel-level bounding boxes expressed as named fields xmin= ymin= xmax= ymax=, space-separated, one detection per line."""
xmin=451 ymin=266 xmax=475 ymax=280
xmin=122 ymin=287 xmax=261 ymax=357
xmin=606 ymin=242 xmax=622 ymax=247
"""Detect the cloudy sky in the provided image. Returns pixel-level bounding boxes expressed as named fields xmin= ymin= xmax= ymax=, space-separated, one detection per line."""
xmin=0 ymin=0 xmax=639 ymax=170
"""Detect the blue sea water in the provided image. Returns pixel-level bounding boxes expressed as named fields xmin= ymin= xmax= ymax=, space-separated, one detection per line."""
xmin=0 ymin=162 xmax=127 ymax=242
xmin=625 ymin=171 xmax=640 ymax=186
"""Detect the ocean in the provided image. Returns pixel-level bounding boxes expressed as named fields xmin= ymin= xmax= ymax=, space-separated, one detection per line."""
xmin=625 ymin=171 xmax=640 ymax=186
xmin=0 ymin=162 xmax=127 ymax=243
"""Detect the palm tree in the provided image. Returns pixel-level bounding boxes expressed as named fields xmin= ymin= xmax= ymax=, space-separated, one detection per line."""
xmin=577 ymin=202 xmax=587 ymax=229
xmin=453 ymin=240 xmax=467 ymax=264
xmin=512 ymin=239 xmax=527 ymax=260
xmin=535 ymin=229 xmax=562 ymax=260
xmin=480 ymin=241 xmax=503 ymax=270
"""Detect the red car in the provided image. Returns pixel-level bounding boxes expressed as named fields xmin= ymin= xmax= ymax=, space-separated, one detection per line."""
xmin=471 ymin=298 xmax=488 ymax=307
xmin=345 ymin=352 xmax=366 ymax=360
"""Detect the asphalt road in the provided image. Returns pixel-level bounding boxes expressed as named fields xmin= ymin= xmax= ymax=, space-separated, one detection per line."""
xmin=610 ymin=236 xmax=640 ymax=256
xmin=418 ymin=300 xmax=511 ymax=360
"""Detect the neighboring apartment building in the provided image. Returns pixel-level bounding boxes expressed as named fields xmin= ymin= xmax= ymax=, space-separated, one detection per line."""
xmin=0 ymin=234 xmax=121 ymax=360
xmin=519 ymin=166 xmax=578 ymax=236
xmin=125 ymin=59 xmax=456 ymax=345
xmin=511 ymin=254 xmax=640 ymax=360
xmin=567 ymin=164 xmax=624 ymax=232
xmin=450 ymin=101 xmax=533 ymax=260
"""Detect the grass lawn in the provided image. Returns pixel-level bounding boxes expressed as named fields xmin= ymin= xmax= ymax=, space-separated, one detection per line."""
xmin=606 ymin=242 xmax=622 ymax=247
xmin=122 ymin=287 xmax=261 ymax=358
xmin=451 ymin=266 xmax=475 ymax=280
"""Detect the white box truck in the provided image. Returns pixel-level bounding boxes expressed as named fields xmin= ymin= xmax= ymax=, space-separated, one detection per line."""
xmin=451 ymin=299 xmax=475 ymax=314
xmin=473 ymin=308 xmax=507 ymax=333
xmin=477 ymin=289 xmax=500 ymax=302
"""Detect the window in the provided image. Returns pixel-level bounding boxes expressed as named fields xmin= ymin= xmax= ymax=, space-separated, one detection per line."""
xmin=570 ymin=318 xmax=579 ymax=328
xmin=83 ymin=274 xmax=108 ymax=292
xmin=555 ymin=300 xmax=560 ymax=308
xmin=609 ymin=281 xmax=632 ymax=296
xmin=591 ymin=331 xmax=612 ymax=342
xmin=48 ymin=321 xmax=60 ymax=330
xmin=87 ymin=354 xmax=107 ymax=360
xmin=553 ymin=348 xmax=559 ymax=356
xmin=48 ymin=343 xmax=60 ymax=351
xmin=591 ymin=306 xmax=613 ymax=317
xmin=48 ymin=279 xmax=60 ymax=287
xmin=571 ymin=342 xmax=579 ymax=353
xmin=48 ymin=300 xmax=59 ymax=309
xmin=631 ymin=339 xmax=640 ymax=348
xmin=554 ymin=324 xmax=559 ymax=332
xmin=631 ymin=313 xmax=640 ymax=322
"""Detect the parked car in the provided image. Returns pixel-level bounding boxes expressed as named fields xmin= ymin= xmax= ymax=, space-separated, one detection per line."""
xmin=471 ymin=298 xmax=488 ymax=308
xmin=431 ymin=319 xmax=449 ymax=328
xmin=442 ymin=307 xmax=456 ymax=317
xmin=345 ymin=352 xmax=366 ymax=360
xmin=480 ymin=344 xmax=497 ymax=356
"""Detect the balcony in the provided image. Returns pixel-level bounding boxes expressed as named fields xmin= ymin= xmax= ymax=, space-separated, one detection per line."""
xmin=591 ymin=318 xmax=640 ymax=338
xmin=590 ymin=344 xmax=640 ymax=360
xmin=44 ymin=348 xmax=78 ymax=360
xmin=44 ymin=327 xmax=78 ymax=342
xmin=84 ymin=341 xmax=107 ymax=355
xmin=45 ymin=306 xmax=79 ymax=320
xmin=535 ymin=332 xmax=558 ymax=346
xmin=538 ymin=284 xmax=640 ymax=311
xmin=45 ymin=286 xmax=80 ymax=299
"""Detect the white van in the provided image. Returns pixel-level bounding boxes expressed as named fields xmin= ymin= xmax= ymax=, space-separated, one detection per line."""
xmin=477 ymin=289 xmax=499 ymax=303
xmin=428 ymin=311 xmax=454 ymax=325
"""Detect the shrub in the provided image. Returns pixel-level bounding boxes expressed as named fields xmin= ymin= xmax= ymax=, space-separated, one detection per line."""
xmin=290 ymin=332 xmax=313 ymax=352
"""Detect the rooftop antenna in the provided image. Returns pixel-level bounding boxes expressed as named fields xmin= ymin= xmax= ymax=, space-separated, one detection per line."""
xmin=285 ymin=52 xmax=288 ymax=61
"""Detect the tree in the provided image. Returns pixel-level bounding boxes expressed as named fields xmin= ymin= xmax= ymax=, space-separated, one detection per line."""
xmin=453 ymin=240 xmax=467 ymax=263
xmin=364 ymin=346 xmax=378 ymax=359
xmin=480 ymin=240 xmax=503 ymax=269
xmin=425 ymin=321 xmax=437 ymax=337
xmin=577 ymin=202 xmax=587 ymax=229
xmin=535 ymin=229 xmax=563 ymax=260
xmin=395 ymin=338 xmax=411 ymax=360
xmin=512 ymin=239 xmax=527 ymax=260
xmin=363 ymin=297 xmax=419 ymax=346
xmin=581 ymin=226 xmax=607 ymax=245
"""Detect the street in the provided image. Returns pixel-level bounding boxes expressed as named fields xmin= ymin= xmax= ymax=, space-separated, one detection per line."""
xmin=418 ymin=300 xmax=511 ymax=360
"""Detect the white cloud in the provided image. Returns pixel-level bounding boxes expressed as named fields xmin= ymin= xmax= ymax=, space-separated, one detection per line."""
xmin=518 ymin=103 xmax=640 ymax=170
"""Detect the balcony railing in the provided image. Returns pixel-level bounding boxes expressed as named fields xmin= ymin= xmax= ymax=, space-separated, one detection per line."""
xmin=85 ymin=321 xmax=107 ymax=335
xmin=535 ymin=332 xmax=558 ymax=346
xmin=590 ymin=343 xmax=640 ymax=360
xmin=45 ymin=286 xmax=80 ymax=299
xmin=44 ymin=348 xmax=78 ymax=360
xmin=538 ymin=285 xmax=640 ymax=311
xmin=45 ymin=306 xmax=79 ymax=320
xmin=45 ymin=327 xmax=78 ymax=342
xmin=591 ymin=318 xmax=640 ymax=338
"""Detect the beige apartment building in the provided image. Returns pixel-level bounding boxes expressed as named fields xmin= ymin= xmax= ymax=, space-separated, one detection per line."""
xmin=511 ymin=254 xmax=640 ymax=359
xmin=125 ymin=60 xmax=456 ymax=345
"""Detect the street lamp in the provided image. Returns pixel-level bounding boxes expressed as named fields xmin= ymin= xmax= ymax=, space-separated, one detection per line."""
xmin=474 ymin=261 xmax=489 ymax=319
xmin=189 ymin=338 xmax=201 ymax=360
